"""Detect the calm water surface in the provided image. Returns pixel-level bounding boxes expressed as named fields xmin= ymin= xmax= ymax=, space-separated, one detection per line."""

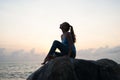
xmin=0 ymin=61 xmax=41 ymax=80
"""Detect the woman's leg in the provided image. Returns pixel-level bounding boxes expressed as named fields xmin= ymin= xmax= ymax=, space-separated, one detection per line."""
xmin=41 ymin=40 xmax=68 ymax=65
xmin=48 ymin=40 xmax=68 ymax=56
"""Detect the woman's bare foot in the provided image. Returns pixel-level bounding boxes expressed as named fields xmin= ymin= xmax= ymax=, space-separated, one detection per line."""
xmin=41 ymin=55 xmax=55 ymax=65
xmin=41 ymin=56 xmax=48 ymax=65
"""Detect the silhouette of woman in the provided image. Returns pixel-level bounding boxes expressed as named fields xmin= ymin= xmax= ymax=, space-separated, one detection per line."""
xmin=41 ymin=22 xmax=76 ymax=64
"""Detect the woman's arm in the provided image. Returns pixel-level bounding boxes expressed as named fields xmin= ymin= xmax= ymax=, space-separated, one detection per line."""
xmin=61 ymin=34 xmax=63 ymax=41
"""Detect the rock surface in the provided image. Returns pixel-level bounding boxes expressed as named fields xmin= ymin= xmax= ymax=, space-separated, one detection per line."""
xmin=27 ymin=57 xmax=120 ymax=80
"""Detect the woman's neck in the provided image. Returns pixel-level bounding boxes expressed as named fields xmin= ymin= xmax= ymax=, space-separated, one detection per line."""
xmin=62 ymin=30 xmax=67 ymax=33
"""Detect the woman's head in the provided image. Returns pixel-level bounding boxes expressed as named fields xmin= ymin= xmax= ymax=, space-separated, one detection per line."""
xmin=60 ymin=22 xmax=76 ymax=43
xmin=60 ymin=22 xmax=71 ymax=32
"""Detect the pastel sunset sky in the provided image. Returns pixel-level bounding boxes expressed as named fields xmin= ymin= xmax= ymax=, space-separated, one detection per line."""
xmin=0 ymin=0 xmax=120 ymax=59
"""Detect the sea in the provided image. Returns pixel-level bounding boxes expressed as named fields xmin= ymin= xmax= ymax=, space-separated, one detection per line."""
xmin=0 ymin=61 xmax=41 ymax=80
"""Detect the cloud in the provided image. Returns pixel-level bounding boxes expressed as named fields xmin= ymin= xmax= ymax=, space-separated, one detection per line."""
xmin=0 ymin=48 xmax=5 ymax=56
xmin=77 ymin=45 xmax=120 ymax=63
xmin=0 ymin=45 xmax=120 ymax=63
xmin=0 ymin=48 xmax=45 ymax=62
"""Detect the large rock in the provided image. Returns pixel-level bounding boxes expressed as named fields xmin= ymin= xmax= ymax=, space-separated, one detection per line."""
xmin=27 ymin=57 xmax=120 ymax=80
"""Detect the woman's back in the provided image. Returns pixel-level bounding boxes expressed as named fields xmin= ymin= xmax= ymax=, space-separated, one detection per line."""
xmin=61 ymin=32 xmax=76 ymax=56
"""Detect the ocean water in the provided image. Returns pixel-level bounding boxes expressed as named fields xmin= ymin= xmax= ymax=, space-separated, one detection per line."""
xmin=0 ymin=61 xmax=41 ymax=80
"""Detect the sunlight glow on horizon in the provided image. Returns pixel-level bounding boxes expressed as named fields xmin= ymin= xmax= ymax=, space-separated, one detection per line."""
xmin=0 ymin=0 xmax=120 ymax=54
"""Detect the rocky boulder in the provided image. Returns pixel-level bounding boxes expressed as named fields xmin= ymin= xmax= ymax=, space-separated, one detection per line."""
xmin=27 ymin=57 xmax=120 ymax=80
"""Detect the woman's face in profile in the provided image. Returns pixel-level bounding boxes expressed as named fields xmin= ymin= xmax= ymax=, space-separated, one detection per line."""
xmin=60 ymin=24 xmax=64 ymax=30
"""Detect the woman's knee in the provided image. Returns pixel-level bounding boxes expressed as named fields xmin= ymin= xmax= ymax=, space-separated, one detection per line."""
xmin=53 ymin=40 xmax=60 ymax=45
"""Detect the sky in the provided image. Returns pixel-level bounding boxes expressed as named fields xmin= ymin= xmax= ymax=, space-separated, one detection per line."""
xmin=0 ymin=0 xmax=120 ymax=62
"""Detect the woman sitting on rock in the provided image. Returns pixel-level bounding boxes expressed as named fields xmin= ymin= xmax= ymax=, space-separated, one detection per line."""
xmin=41 ymin=22 xmax=76 ymax=65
